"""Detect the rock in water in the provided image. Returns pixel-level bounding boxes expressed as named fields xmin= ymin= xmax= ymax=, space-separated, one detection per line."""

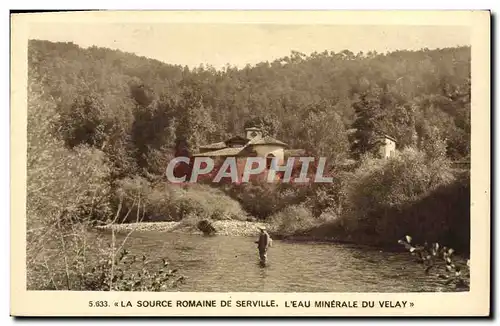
xmin=197 ymin=219 xmax=217 ymax=236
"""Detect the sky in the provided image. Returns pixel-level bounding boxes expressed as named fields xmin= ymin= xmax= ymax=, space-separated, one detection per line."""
xmin=29 ymin=22 xmax=470 ymax=69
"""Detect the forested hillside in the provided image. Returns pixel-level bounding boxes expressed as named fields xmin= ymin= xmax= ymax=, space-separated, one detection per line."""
xmin=27 ymin=39 xmax=470 ymax=250
xmin=29 ymin=40 xmax=470 ymax=177
xmin=26 ymin=39 xmax=472 ymax=291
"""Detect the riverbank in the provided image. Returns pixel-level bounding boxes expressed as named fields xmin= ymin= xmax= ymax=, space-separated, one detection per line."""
xmin=97 ymin=220 xmax=423 ymax=255
xmin=94 ymin=219 xmax=461 ymax=254
xmin=96 ymin=220 xmax=271 ymax=237
xmin=95 ymin=220 xmax=365 ymax=246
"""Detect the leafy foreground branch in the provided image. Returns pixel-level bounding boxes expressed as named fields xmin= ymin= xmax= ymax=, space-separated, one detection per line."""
xmin=28 ymin=202 xmax=186 ymax=292
xmin=80 ymin=248 xmax=185 ymax=291
xmin=28 ymin=227 xmax=186 ymax=291
xmin=398 ymin=235 xmax=470 ymax=290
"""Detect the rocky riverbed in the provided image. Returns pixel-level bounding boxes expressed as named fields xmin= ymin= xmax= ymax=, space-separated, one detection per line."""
xmin=96 ymin=220 xmax=271 ymax=237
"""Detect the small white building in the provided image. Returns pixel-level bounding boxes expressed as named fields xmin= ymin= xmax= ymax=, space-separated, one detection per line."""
xmin=378 ymin=134 xmax=397 ymax=159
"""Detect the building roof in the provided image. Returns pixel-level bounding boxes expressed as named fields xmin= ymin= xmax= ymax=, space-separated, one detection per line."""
xmin=382 ymin=134 xmax=397 ymax=142
xmin=199 ymin=141 xmax=227 ymax=150
xmin=196 ymin=130 xmax=288 ymax=157
xmin=225 ymin=135 xmax=250 ymax=143
xmin=192 ymin=147 xmax=245 ymax=157
xmin=247 ymin=136 xmax=288 ymax=147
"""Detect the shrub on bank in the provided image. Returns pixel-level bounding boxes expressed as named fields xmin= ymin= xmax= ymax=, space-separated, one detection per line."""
xmin=340 ymin=148 xmax=461 ymax=247
xmin=391 ymin=171 xmax=470 ymax=253
xmin=27 ymin=80 xmax=113 ymax=230
xmin=171 ymin=184 xmax=248 ymax=221
xmin=78 ymin=247 xmax=185 ymax=291
xmin=113 ymin=179 xmax=247 ymax=223
xmin=268 ymin=205 xmax=319 ymax=236
xmin=27 ymin=220 xmax=184 ymax=291
xmin=223 ymin=181 xmax=315 ymax=220
xmin=224 ymin=183 xmax=283 ymax=219
xmin=26 ymin=80 xmax=185 ymax=292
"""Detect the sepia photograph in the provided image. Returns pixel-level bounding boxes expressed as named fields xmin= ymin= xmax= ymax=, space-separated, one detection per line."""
xmin=10 ymin=10 xmax=490 ymax=316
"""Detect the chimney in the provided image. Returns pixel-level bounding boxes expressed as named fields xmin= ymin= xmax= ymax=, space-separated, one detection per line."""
xmin=245 ymin=127 xmax=262 ymax=140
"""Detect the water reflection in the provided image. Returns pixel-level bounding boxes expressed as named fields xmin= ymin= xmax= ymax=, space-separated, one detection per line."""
xmin=108 ymin=231 xmax=464 ymax=293
xmin=258 ymin=265 xmax=269 ymax=291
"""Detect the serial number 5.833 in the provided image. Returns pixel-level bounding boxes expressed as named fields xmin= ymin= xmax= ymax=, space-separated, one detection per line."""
xmin=89 ymin=301 xmax=108 ymax=307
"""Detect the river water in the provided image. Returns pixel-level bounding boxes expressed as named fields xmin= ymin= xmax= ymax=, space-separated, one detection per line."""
xmin=111 ymin=231 xmax=462 ymax=292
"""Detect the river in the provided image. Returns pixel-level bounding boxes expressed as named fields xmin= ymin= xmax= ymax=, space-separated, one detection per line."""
xmin=110 ymin=231 xmax=463 ymax=292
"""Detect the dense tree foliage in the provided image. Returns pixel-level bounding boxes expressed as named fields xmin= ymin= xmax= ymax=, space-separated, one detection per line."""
xmin=29 ymin=40 xmax=470 ymax=175
xmin=27 ymin=39 xmax=471 ymax=253
xmin=27 ymin=40 xmax=472 ymax=293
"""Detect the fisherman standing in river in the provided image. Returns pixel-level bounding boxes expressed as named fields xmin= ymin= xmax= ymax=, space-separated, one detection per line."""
xmin=255 ymin=226 xmax=272 ymax=266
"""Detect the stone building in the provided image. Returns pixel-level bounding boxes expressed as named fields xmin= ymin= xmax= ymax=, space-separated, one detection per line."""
xmin=195 ymin=127 xmax=288 ymax=165
xmin=193 ymin=127 xmax=290 ymax=182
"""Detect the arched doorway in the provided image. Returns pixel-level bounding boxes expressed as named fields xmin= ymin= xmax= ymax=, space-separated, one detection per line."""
xmin=266 ymin=153 xmax=276 ymax=170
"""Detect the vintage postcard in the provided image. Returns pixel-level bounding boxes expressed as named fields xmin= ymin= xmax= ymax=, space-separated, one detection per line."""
xmin=10 ymin=10 xmax=490 ymax=317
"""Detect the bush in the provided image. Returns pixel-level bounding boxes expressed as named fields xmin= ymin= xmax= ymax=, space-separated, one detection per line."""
xmin=113 ymin=176 xmax=155 ymax=223
xmin=341 ymin=148 xmax=459 ymax=245
xmin=169 ymin=184 xmax=248 ymax=221
xmin=269 ymin=205 xmax=319 ymax=236
xmin=27 ymin=80 xmax=113 ymax=230
xmin=390 ymin=171 xmax=470 ymax=253
xmin=224 ymin=183 xmax=281 ymax=219
xmin=27 ymin=221 xmax=184 ymax=291
xmin=79 ymin=248 xmax=185 ymax=291
xmin=26 ymin=67 xmax=184 ymax=292
xmin=113 ymin=180 xmax=247 ymax=222
xmin=303 ymin=174 xmax=347 ymax=218
xmin=224 ymin=182 xmax=313 ymax=220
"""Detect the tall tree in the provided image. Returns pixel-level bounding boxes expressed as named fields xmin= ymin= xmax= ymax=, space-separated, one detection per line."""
xmin=350 ymin=86 xmax=386 ymax=159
